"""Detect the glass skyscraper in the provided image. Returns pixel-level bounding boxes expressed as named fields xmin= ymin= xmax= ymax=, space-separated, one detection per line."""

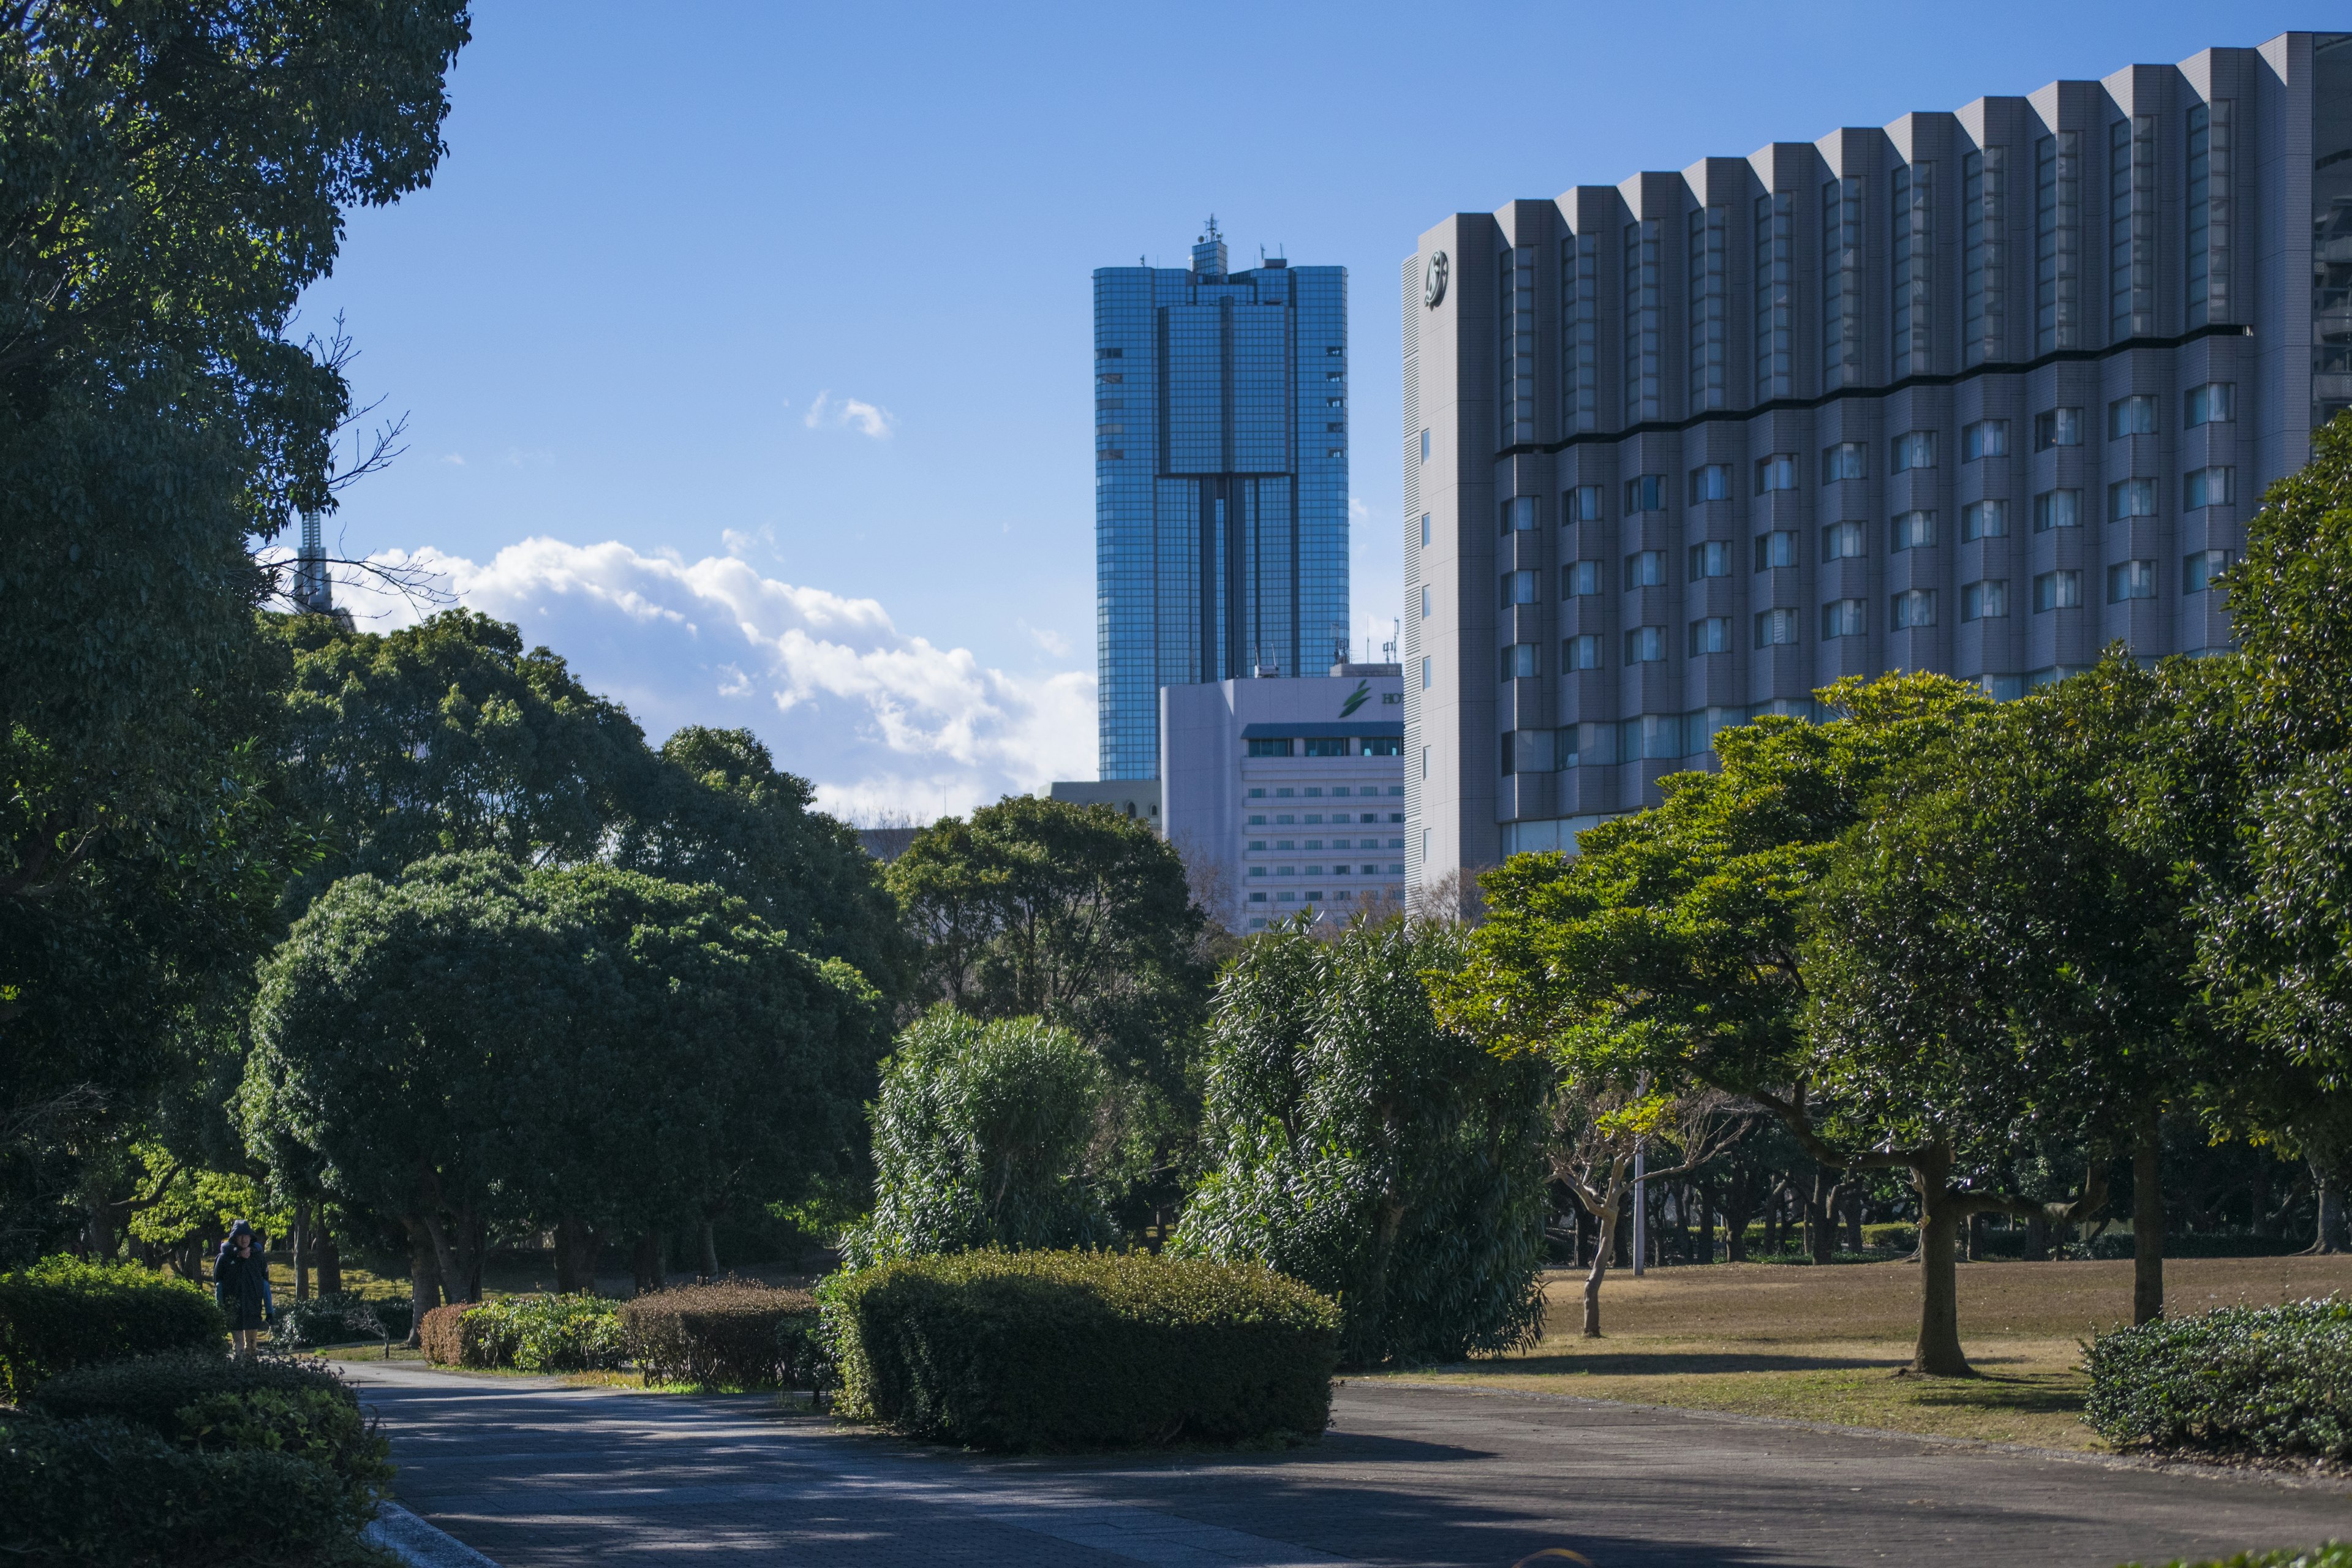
xmin=1095 ymin=222 xmax=1349 ymax=781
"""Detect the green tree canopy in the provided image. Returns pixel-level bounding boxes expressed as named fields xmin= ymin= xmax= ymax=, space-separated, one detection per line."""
xmin=1177 ymin=918 xmax=1550 ymax=1370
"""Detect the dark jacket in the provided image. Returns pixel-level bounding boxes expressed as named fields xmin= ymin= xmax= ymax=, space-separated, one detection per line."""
xmin=213 ymin=1240 xmax=273 ymax=1330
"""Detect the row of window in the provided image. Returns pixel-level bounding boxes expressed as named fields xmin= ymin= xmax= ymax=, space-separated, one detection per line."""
xmin=1245 ymin=886 xmax=1405 ymax=926
xmin=1246 ymin=813 xmax=1408 ymax=827
xmin=1244 ymin=785 xmax=1403 ymax=799
xmin=1249 ymin=862 xmax=1404 ymax=876
xmin=1249 ymin=837 xmax=1408 ymax=851
xmin=1244 ymin=736 xmax=1406 ymax=758
xmin=1526 ymin=385 xmax=2239 ymax=524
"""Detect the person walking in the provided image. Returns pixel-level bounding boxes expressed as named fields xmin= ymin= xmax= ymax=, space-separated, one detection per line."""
xmin=214 ymin=1219 xmax=274 ymax=1355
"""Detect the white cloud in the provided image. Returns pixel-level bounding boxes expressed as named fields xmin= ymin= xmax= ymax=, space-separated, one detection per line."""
xmin=441 ymin=453 xmax=467 ymax=466
xmin=1021 ymin=620 xmax=1071 ymax=657
xmin=339 ymin=537 xmax=1092 ymax=819
xmin=802 ymin=390 xmax=894 ymax=438
xmin=1349 ymin=496 xmax=1370 ymax=522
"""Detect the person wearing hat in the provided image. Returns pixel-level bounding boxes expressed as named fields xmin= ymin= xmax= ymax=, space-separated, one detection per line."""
xmin=214 ymin=1219 xmax=274 ymax=1355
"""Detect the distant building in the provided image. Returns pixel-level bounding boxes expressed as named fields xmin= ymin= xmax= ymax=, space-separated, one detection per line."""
xmin=1162 ymin=664 xmax=1406 ymax=932
xmin=855 ymin=826 xmax=922 ymax=864
xmin=1047 ymin=778 xmax=1162 ymax=831
xmin=1095 ymin=220 xmax=1350 ymax=783
xmin=1404 ymin=31 xmax=2352 ymax=894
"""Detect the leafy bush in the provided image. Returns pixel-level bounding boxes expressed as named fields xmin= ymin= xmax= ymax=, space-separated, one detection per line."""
xmin=619 ymin=1280 xmax=816 ymax=1387
xmin=821 ymin=1249 xmax=1340 ymax=1450
xmin=276 ymin=1291 xmax=409 ymax=1349
xmin=1861 ymin=1223 xmax=1917 ymax=1252
xmin=843 ymin=1009 xmax=1117 ymax=1266
xmin=0 ymin=1411 xmax=382 ymax=1567
xmin=417 ymin=1302 xmax=483 ymax=1367
xmin=2086 ymin=1299 xmax=2352 ymax=1457
xmin=26 ymin=1348 xmax=390 ymax=1507
xmin=2119 ymin=1548 xmax=2352 ymax=1568
xmin=466 ymin=1294 xmax=627 ymax=1372
xmin=0 ymin=1257 xmax=224 ymax=1398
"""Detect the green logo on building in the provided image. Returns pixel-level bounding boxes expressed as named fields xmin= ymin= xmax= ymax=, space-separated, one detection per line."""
xmin=1339 ymin=680 xmax=1371 ymax=718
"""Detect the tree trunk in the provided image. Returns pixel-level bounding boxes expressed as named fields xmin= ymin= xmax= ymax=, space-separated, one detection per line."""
xmin=2133 ymin=1109 xmax=2166 ymax=1325
xmin=697 ymin=1218 xmax=720 ymax=1281
xmin=1581 ymin=1204 xmax=1616 ymax=1337
xmin=464 ymin=1210 xmax=486 ymax=1303
xmin=1698 ymin=1177 xmax=1716 ymax=1264
xmin=1910 ymin=1147 xmax=1973 ymax=1377
xmin=402 ymin=1216 xmax=442 ymax=1345
xmin=632 ymin=1231 xmax=666 ymax=1295
xmin=315 ymin=1218 xmax=342 ymax=1298
xmin=292 ymin=1202 xmax=311 ymax=1303
xmin=1809 ymin=1172 xmax=1838 ymax=1265
xmin=2309 ymin=1150 xmax=2348 ymax=1255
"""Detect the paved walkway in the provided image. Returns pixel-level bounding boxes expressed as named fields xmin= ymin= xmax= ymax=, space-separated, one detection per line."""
xmin=345 ymin=1363 xmax=2351 ymax=1567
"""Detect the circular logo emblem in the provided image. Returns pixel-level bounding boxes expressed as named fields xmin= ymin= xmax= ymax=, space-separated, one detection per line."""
xmin=1423 ymin=251 xmax=1449 ymax=309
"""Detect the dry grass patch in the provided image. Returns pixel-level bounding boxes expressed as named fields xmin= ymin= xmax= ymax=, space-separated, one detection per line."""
xmin=1381 ymin=1256 xmax=2352 ymax=1451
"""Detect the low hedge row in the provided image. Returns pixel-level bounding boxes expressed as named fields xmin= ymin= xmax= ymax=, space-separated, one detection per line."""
xmin=0 ymin=1257 xmax=224 ymax=1398
xmin=277 ymin=1291 xmax=413 ymax=1350
xmin=2085 ymin=1299 xmax=2352 ymax=1458
xmin=618 ymin=1281 xmax=817 ymax=1387
xmin=2120 ymin=1548 xmax=2352 ymax=1568
xmin=467 ymin=1294 xmax=627 ymax=1373
xmin=820 ymin=1249 xmax=1340 ymax=1451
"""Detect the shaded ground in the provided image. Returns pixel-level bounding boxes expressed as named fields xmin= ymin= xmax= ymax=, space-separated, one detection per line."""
xmin=347 ymin=1362 xmax=2351 ymax=1567
xmin=1385 ymin=1256 xmax=2352 ymax=1449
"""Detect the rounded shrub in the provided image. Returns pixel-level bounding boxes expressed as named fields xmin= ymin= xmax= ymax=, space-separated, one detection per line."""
xmin=0 ymin=1257 xmax=224 ymax=1398
xmin=2085 ymin=1298 xmax=2352 ymax=1457
xmin=417 ymin=1302 xmax=484 ymax=1368
xmin=618 ymin=1280 xmax=816 ymax=1387
xmin=466 ymin=1294 xmax=626 ymax=1373
xmin=820 ymin=1249 xmax=1340 ymax=1451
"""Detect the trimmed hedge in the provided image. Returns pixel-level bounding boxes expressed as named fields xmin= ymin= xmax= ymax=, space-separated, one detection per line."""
xmin=277 ymin=1291 xmax=412 ymax=1350
xmin=0 ymin=1257 xmax=225 ymax=1398
xmin=619 ymin=1280 xmax=817 ymax=1387
xmin=417 ymin=1302 xmax=483 ymax=1368
xmin=2086 ymin=1299 xmax=2352 ymax=1457
xmin=0 ymin=1411 xmax=384 ymax=1567
xmin=2120 ymin=1549 xmax=2352 ymax=1568
xmin=467 ymin=1294 xmax=626 ymax=1373
xmin=26 ymin=1348 xmax=390 ymax=1507
xmin=820 ymin=1249 xmax=1340 ymax=1450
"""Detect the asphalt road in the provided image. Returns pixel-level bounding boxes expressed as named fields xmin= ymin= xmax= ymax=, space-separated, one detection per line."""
xmin=344 ymin=1363 xmax=2351 ymax=1567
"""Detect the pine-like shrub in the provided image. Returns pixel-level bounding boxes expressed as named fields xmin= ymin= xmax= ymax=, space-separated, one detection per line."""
xmin=2085 ymin=1299 xmax=2352 ymax=1457
xmin=0 ymin=1411 xmax=377 ymax=1567
xmin=820 ymin=1249 xmax=1340 ymax=1450
xmin=26 ymin=1348 xmax=390 ymax=1507
xmin=0 ymin=1257 xmax=225 ymax=1398
xmin=466 ymin=1294 xmax=626 ymax=1373
xmin=617 ymin=1280 xmax=816 ymax=1387
xmin=417 ymin=1302 xmax=484 ymax=1368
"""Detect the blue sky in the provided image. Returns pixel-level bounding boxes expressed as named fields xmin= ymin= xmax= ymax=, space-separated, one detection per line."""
xmin=306 ymin=1 xmax=2319 ymax=820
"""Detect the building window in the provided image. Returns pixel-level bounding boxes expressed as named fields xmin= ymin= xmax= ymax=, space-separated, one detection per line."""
xmin=2184 ymin=467 xmax=2235 ymax=510
xmin=1964 ymin=419 xmax=2008 ymax=460
xmin=1304 ymin=738 xmax=1349 ymax=758
xmin=2036 ymin=129 xmax=2081 ymax=352
xmin=1890 ymin=510 xmax=1935 ymax=551
xmin=1625 ymin=217 xmax=1662 ymax=422
xmin=1823 ymin=175 xmax=1864 ymax=389
xmin=1893 ymin=431 xmax=1936 ymax=472
xmin=2108 ymin=396 xmax=2157 ymax=439
xmin=2035 ymin=489 xmax=2082 ymax=531
xmin=1420 ymin=584 xmax=1430 ymax=619
xmin=1420 ymin=513 xmax=1431 ymax=546
xmin=1688 ymin=540 xmax=1731 ymax=578
xmin=1688 ymin=616 xmax=1731 ymax=655
xmin=1501 ymin=570 xmax=1538 ymax=606
xmin=1499 ymin=246 xmax=1536 ymax=446
xmin=1501 ymin=496 xmax=1539 ymax=534
xmin=1689 ymin=205 xmax=1728 ymax=411
xmin=1248 ymin=738 xmax=1292 ymax=758
xmin=1756 ymin=189 xmax=1795 ymax=400
xmin=1361 ymin=736 xmax=1403 ymax=756
xmin=1566 ymin=484 xmax=1603 ymax=521
xmin=1963 ymin=145 xmax=2005 ymax=367
xmin=1891 ymin=589 xmax=1936 ymax=629
xmin=2110 ymin=115 xmax=2155 ymax=341
xmin=2187 ymin=101 xmax=2233 ymax=328
xmin=1554 ymin=726 xmax=1580 ymax=771
xmin=1624 ymin=473 xmax=1664 ymax=513
xmin=1893 ymin=161 xmax=1933 ymax=377
xmin=1755 ymin=607 xmax=1801 ymax=647
xmin=1562 ymin=230 xmax=1599 ymax=433
xmin=2108 ymin=478 xmax=2157 ymax=521
xmin=2108 ymin=560 xmax=2157 ymax=603
xmin=1564 ymin=634 xmax=1603 ymax=670
xmin=1962 ymin=579 xmax=2008 ymax=620
xmin=1499 ymin=643 xmax=1539 ymax=681
xmin=1822 ymin=442 xmax=1866 ymax=483
xmin=1822 ymin=521 xmax=1866 ymax=561
xmin=1689 ymin=463 xmax=1730 ymax=503
xmin=2185 ymin=383 xmax=2236 ymax=427
xmin=1624 ymin=626 xmax=1665 ymax=663
xmin=1564 ymin=560 xmax=1601 ymax=597
xmin=1420 ymin=655 xmax=1431 ymax=689
xmin=1821 ymin=598 xmax=1866 ymax=639
xmin=1756 ymin=453 xmax=1798 ymax=493
xmin=2184 ymin=549 xmax=2232 ymax=595
xmin=1961 ymin=500 xmax=2008 ymax=541
xmin=2034 ymin=569 xmax=2083 ymax=611
xmin=2035 ymin=407 xmax=2082 ymax=449
xmin=1624 ymin=549 xmax=1665 ymax=587
xmin=1754 ymin=530 xmax=1798 ymax=571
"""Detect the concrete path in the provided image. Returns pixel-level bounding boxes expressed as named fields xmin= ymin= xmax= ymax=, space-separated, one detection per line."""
xmin=344 ymin=1363 xmax=2351 ymax=1567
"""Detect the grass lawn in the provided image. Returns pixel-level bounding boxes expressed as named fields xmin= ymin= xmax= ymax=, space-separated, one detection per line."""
xmin=1380 ymin=1255 xmax=2352 ymax=1452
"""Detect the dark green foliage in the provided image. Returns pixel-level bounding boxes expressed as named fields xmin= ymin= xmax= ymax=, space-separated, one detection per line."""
xmin=2085 ymin=1300 xmax=2352 ymax=1457
xmin=2120 ymin=1549 xmax=2352 ymax=1568
xmin=0 ymin=1411 xmax=382 ymax=1567
xmin=0 ymin=1257 xmax=223 ymax=1398
xmin=464 ymin=1294 xmax=627 ymax=1373
xmin=276 ymin=1292 xmax=407 ymax=1350
xmin=617 ymin=1281 xmax=816 ymax=1387
xmin=845 ymin=1009 xmax=1116 ymax=1265
xmin=27 ymin=1349 xmax=388 ymax=1507
xmin=820 ymin=1250 xmax=1339 ymax=1450
xmin=1177 ymin=918 xmax=1551 ymax=1369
